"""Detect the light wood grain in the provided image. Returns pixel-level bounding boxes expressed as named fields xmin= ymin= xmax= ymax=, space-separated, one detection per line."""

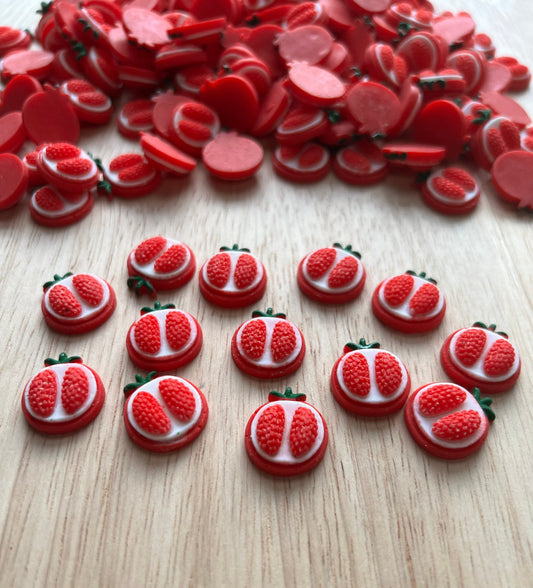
xmin=1 ymin=1 xmax=532 ymax=587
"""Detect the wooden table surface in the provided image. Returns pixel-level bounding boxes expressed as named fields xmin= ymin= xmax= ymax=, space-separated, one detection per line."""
xmin=1 ymin=1 xmax=532 ymax=587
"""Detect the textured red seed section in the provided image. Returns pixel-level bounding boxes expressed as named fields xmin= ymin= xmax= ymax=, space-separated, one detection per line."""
xmin=234 ymin=254 xmax=258 ymax=289
xmin=255 ymin=403 xmax=285 ymax=456
xmin=154 ymin=244 xmax=187 ymax=273
xmin=306 ymin=248 xmax=336 ymax=280
xmin=134 ymin=314 xmax=161 ymax=354
xmin=432 ymin=177 xmax=466 ymax=200
xmin=135 ymin=236 xmax=167 ymax=264
xmin=181 ymin=102 xmax=216 ymax=124
xmin=409 ymin=282 xmax=440 ymax=315
xmin=45 ymin=143 xmax=81 ymax=161
xmin=328 ymin=256 xmax=358 ymax=288
xmin=109 ymin=153 xmax=144 ymax=172
xmin=57 ymin=158 xmax=93 ymax=177
xmin=374 ymin=352 xmax=403 ymax=396
xmin=159 ymin=378 xmax=196 ymax=422
xmin=271 ymin=321 xmax=297 ymax=363
xmin=289 ymin=406 xmax=318 ymax=457
xmin=206 ymin=252 xmax=231 ymax=288
xmin=72 ymin=274 xmax=104 ymax=306
xmin=132 ymin=391 xmax=171 ymax=435
xmin=61 ymin=366 xmax=90 ymax=414
xmin=35 ymin=187 xmax=63 ymax=211
xmin=483 ymin=338 xmax=516 ymax=377
xmin=27 ymin=369 xmax=57 ymax=417
xmin=342 ymin=353 xmax=371 ymax=397
xmin=341 ymin=149 xmax=371 ymax=172
xmin=48 ymin=284 xmax=82 ymax=317
xmin=383 ymin=274 xmax=414 ymax=307
xmin=432 ymin=410 xmax=481 ymax=440
xmin=418 ymin=384 xmax=467 ymax=416
xmin=178 ymin=119 xmax=212 ymax=142
xmin=165 ymin=311 xmax=192 ymax=351
xmin=454 ymin=329 xmax=487 ymax=366
xmin=117 ymin=162 xmax=153 ymax=182
xmin=240 ymin=320 xmax=267 ymax=360
xmin=442 ymin=168 xmax=476 ymax=191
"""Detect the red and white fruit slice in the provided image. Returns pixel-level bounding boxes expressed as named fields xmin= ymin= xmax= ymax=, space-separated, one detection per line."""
xmin=103 ymin=153 xmax=161 ymax=198
xmin=492 ymin=56 xmax=531 ymax=92
xmin=22 ymin=356 xmax=105 ymax=435
xmin=405 ymin=382 xmax=492 ymax=459
xmin=273 ymin=142 xmax=330 ymax=183
xmin=0 ymin=26 xmax=32 ymax=56
xmin=126 ymin=306 xmax=203 ymax=371
xmin=231 ymin=310 xmax=305 ymax=378
xmin=421 ymin=166 xmax=480 ymax=215
xmin=396 ymin=31 xmax=448 ymax=74
xmin=364 ymin=43 xmax=407 ymax=89
xmin=116 ymin=98 xmax=154 ymax=139
xmin=244 ymin=390 xmax=328 ymax=476
xmin=330 ymin=344 xmax=410 ymax=416
xmin=333 ymin=140 xmax=389 ymax=185
xmin=446 ymin=49 xmax=487 ymax=96
xmin=42 ymin=272 xmax=116 ymax=334
xmin=274 ymin=105 xmax=328 ymax=145
xmin=59 ymin=78 xmax=113 ymax=124
xmin=169 ymin=101 xmax=220 ymax=156
xmin=29 ymin=185 xmax=94 ymax=227
xmin=123 ymin=375 xmax=208 ymax=453
xmin=199 ymin=246 xmax=267 ymax=307
xmin=372 ymin=272 xmax=446 ymax=333
xmin=127 ymin=235 xmax=196 ymax=295
xmin=37 ymin=143 xmax=100 ymax=194
xmin=140 ymin=132 xmax=197 ymax=177
xmin=470 ymin=116 xmax=522 ymax=171
xmin=440 ymin=324 xmax=520 ymax=393
xmin=297 ymin=244 xmax=366 ymax=303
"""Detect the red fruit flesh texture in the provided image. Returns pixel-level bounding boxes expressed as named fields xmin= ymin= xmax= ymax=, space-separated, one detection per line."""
xmin=327 ymin=255 xmax=358 ymax=288
xmin=28 ymin=369 xmax=57 ymax=417
xmin=109 ymin=153 xmax=144 ymax=172
xmin=409 ymin=282 xmax=440 ymax=315
xmin=256 ymin=403 xmax=285 ymax=456
xmin=35 ymin=187 xmax=63 ymax=211
xmin=298 ymin=144 xmax=325 ymax=167
xmin=483 ymin=338 xmax=516 ymax=377
xmin=432 ymin=177 xmax=466 ymax=200
xmin=159 ymin=378 xmax=196 ymax=422
xmin=165 ymin=312 xmax=192 ymax=351
xmin=134 ymin=314 xmax=161 ymax=354
xmin=56 ymin=158 xmax=93 ymax=176
xmin=240 ymin=320 xmax=267 ymax=360
xmin=234 ymin=254 xmax=258 ymax=289
xmin=178 ymin=119 xmax=212 ymax=143
xmin=454 ymin=329 xmax=487 ymax=366
xmin=383 ymin=274 xmax=414 ymax=307
xmin=61 ymin=366 xmax=89 ymax=414
xmin=417 ymin=383 xmax=467 ymax=416
xmin=117 ymin=162 xmax=153 ymax=182
xmin=181 ymin=103 xmax=216 ymax=125
xmin=432 ymin=410 xmax=481 ymax=440
xmin=72 ymin=274 xmax=104 ymax=306
xmin=78 ymin=92 xmax=108 ymax=107
xmin=289 ymin=406 xmax=318 ymax=457
xmin=342 ymin=353 xmax=371 ymax=397
xmin=374 ymin=352 xmax=403 ymax=396
xmin=342 ymin=149 xmax=371 ymax=172
xmin=49 ymin=284 xmax=83 ymax=317
xmin=154 ymin=244 xmax=187 ymax=273
xmin=206 ymin=252 xmax=231 ymax=288
xmin=442 ymin=168 xmax=476 ymax=191
xmin=135 ymin=236 xmax=167 ymax=265
xmin=132 ymin=391 xmax=171 ymax=435
xmin=45 ymin=143 xmax=81 ymax=161
xmin=65 ymin=79 xmax=95 ymax=94
xmin=306 ymin=248 xmax=336 ymax=279
xmin=271 ymin=321 xmax=297 ymax=363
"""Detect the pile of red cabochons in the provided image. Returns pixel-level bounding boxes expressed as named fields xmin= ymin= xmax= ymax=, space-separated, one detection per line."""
xmin=1 ymin=0 xmax=533 ymax=218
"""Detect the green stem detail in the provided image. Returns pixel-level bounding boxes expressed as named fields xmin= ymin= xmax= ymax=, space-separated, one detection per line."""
xmin=269 ymin=387 xmax=306 ymax=401
xmin=124 ymin=371 xmax=158 ymax=396
xmin=220 ymin=244 xmax=250 ymax=252
xmin=406 ymin=270 xmax=437 ymax=284
xmin=251 ymin=308 xmax=286 ymax=319
xmin=44 ymin=352 xmax=82 ymax=366
xmin=141 ymin=301 xmax=176 ymax=314
xmin=332 ymin=243 xmax=361 ymax=259
xmin=472 ymin=388 xmax=496 ymax=422
xmin=36 ymin=1 xmax=53 ymax=14
xmin=345 ymin=338 xmax=381 ymax=351
xmin=472 ymin=109 xmax=492 ymax=124
xmin=127 ymin=276 xmax=156 ymax=298
xmin=43 ymin=273 xmax=73 ymax=289
xmin=472 ymin=322 xmax=507 ymax=337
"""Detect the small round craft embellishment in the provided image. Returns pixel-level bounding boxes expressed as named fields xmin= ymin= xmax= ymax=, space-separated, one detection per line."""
xmin=127 ymin=236 xmax=196 ymax=298
xmin=231 ymin=308 xmax=305 ymax=379
xmin=420 ymin=166 xmax=480 ymax=215
xmin=41 ymin=272 xmax=116 ymax=334
xmin=199 ymin=244 xmax=267 ymax=308
xmin=440 ymin=322 xmax=520 ymax=394
xmin=245 ymin=387 xmax=328 ymax=476
xmin=297 ymin=243 xmax=366 ymax=304
xmin=330 ymin=339 xmax=410 ymax=416
xmin=126 ymin=302 xmax=202 ymax=372
xmin=123 ymin=372 xmax=208 ymax=453
xmin=21 ymin=353 xmax=105 ymax=435
xmin=372 ymin=270 xmax=446 ymax=333
xmin=404 ymin=383 xmax=495 ymax=460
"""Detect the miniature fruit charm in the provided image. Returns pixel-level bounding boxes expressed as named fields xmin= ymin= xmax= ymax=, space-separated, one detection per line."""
xmin=420 ymin=167 xmax=481 ymax=215
xmin=29 ymin=185 xmax=94 ymax=227
xmin=126 ymin=302 xmax=202 ymax=371
xmin=244 ymin=387 xmax=328 ymax=476
xmin=199 ymin=244 xmax=267 ymax=308
xmin=440 ymin=322 xmax=520 ymax=394
xmin=127 ymin=236 xmax=196 ymax=298
xmin=21 ymin=353 xmax=105 ymax=434
xmin=330 ymin=339 xmax=410 ymax=416
xmin=297 ymin=243 xmax=366 ymax=304
xmin=404 ymin=383 xmax=495 ymax=459
xmin=123 ymin=371 xmax=208 ymax=453
xmin=231 ymin=308 xmax=305 ymax=379
xmin=372 ymin=271 xmax=446 ymax=333
xmin=41 ymin=272 xmax=116 ymax=334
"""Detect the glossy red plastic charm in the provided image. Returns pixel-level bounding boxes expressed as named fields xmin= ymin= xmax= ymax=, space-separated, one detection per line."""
xmin=0 ymin=153 xmax=28 ymax=210
xmin=440 ymin=322 xmax=520 ymax=394
xmin=202 ymin=132 xmax=264 ymax=180
xmin=103 ymin=153 xmax=161 ymax=198
xmin=123 ymin=372 xmax=208 ymax=453
xmin=330 ymin=339 xmax=410 ymax=416
xmin=244 ymin=387 xmax=328 ymax=476
xmin=126 ymin=302 xmax=202 ymax=372
xmin=273 ymin=142 xmax=330 ymax=182
xmin=372 ymin=270 xmax=446 ymax=333
xmin=231 ymin=308 xmax=305 ymax=379
xmin=140 ymin=132 xmax=197 ymax=177
xmin=127 ymin=236 xmax=196 ymax=297
xmin=169 ymin=100 xmax=220 ymax=156
xmin=404 ymin=383 xmax=495 ymax=460
xmin=117 ymin=98 xmax=155 ymax=139
xmin=29 ymin=185 xmax=94 ymax=227
xmin=199 ymin=244 xmax=267 ymax=307
xmin=297 ymin=243 xmax=366 ymax=304
xmin=333 ymin=140 xmax=388 ymax=185
xmin=41 ymin=272 xmax=116 ymax=334
xmin=21 ymin=353 xmax=106 ymax=435
xmin=491 ymin=150 xmax=533 ymax=209
xmin=59 ymin=79 xmax=113 ymax=125
xmin=421 ymin=167 xmax=480 ymax=215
